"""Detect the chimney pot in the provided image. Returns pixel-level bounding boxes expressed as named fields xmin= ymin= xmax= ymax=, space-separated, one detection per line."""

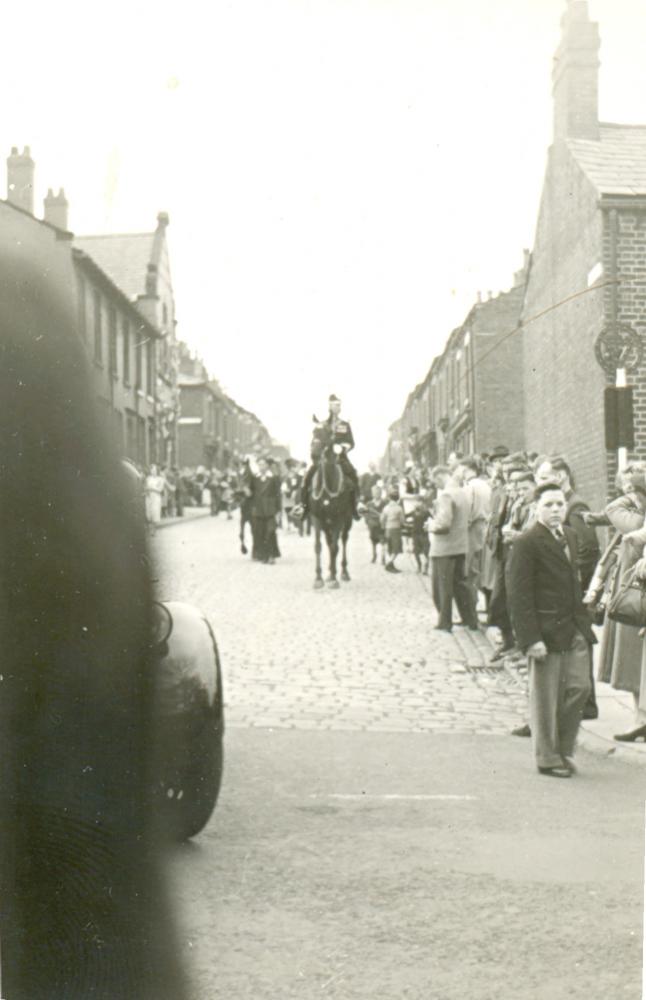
xmin=43 ymin=184 xmax=69 ymax=230
xmin=7 ymin=145 xmax=35 ymax=214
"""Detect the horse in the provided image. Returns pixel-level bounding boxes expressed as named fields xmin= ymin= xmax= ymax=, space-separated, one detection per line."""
xmin=307 ymin=428 xmax=355 ymax=589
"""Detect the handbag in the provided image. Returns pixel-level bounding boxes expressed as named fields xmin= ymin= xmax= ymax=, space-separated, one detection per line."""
xmin=607 ymin=567 xmax=646 ymax=628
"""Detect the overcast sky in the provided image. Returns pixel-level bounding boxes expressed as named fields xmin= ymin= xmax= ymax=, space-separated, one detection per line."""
xmin=3 ymin=0 xmax=645 ymax=466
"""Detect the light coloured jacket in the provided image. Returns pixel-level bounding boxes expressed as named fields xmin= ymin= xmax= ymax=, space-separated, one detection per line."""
xmin=428 ymin=483 xmax=469 ymax=557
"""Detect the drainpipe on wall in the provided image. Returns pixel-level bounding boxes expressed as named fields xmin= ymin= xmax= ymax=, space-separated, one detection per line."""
xmin=607 ymin=208 xmax=629 ymax=471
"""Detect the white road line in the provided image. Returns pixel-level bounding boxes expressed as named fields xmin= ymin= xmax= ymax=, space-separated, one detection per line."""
xmin=309 ymin=794 xmax=477 ymax=801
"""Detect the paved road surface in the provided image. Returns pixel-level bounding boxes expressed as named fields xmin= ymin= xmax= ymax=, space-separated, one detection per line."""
xmin=152 ymin=516 xmax=644 ymax=1000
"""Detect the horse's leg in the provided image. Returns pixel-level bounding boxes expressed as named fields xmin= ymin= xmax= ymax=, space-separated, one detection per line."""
xmin=341 ymin=520 xmax=351 ymax=581
xmin=240 ymin=512 xmax=248 ymax=555
xmin=326 ymin=526 xmax=340 ymax=588
xmin=313 ymin=519 xmax=324 ymax=589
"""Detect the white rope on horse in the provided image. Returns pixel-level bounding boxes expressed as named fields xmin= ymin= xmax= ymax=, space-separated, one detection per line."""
xmin=312 ymin=459 xmax=344 ymax=501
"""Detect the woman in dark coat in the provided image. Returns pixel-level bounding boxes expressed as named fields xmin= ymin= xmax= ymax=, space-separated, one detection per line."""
xmin=0 ymin=228 xmax=185 ymax=997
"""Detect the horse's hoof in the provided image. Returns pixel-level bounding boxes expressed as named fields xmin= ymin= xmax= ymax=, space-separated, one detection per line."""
xmin=314 ymin=579 xmax=324 ymax=590
xmin=327 ymin=579 xmax=340 ymax=589
xmin=241 ymin=544 xmax=248 ymax=555
xmin=341 ymin=572 xmax=351 ymax=582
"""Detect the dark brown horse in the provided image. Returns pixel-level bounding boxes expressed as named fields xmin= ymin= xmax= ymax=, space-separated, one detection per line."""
xmin=308 ymin=427 xmax=354 ymax=589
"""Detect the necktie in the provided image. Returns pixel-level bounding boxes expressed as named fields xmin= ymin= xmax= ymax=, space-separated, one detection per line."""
xmin=553 ymin=528 xmax=570 ymax=558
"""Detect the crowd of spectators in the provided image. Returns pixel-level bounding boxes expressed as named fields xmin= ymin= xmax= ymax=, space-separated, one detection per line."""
xmin=362 ymin=447 xmax=646 ymax=759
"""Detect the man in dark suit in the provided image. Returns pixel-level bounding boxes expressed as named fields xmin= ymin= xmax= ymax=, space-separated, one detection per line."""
xmin=507 ymin=482 xmax=596 ymax=778
xmin=535 ymin=456 xmax=601 ymax=720
xmin=250 ymin=455 xmax=282 ymax=563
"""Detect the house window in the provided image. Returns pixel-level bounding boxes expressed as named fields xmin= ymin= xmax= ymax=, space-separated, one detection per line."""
xmin=123 ymin=319 xmax=131 ymax=384
xmin=93 ymin=291 xmax=102 ymax=362
xmin=108 ymin=306 xmax=118 ymax=376
xmin=135 ymin=331 xmax=143 ymax=390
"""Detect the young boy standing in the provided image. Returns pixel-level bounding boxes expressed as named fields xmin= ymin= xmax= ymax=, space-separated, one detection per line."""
xmin=380 ymin=488 xmax=405 ymax=574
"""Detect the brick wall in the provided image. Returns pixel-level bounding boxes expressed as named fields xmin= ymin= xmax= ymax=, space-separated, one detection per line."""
xmin=472 ymin=284 xmax=526 ymax=454
xmin=521 ymin=142 xmax=608 ymax=510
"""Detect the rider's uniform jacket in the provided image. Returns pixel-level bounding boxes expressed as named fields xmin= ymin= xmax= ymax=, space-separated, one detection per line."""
xmin=325 ymin=414 xmax=355 ymax=452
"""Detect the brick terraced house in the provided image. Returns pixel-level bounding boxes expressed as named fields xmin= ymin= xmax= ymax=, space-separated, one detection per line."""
xmin=521 ymin=0 xmax=646 ymax=509
xmin=385 ymin=257 xmax=529 ymax=474
xmin=386 ymin=1 xmax=646 ymax=506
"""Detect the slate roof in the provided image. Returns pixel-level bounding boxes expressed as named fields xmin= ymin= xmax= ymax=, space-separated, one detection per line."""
xmin=74 ymin=232 xmax=155 ymax=300
xmin=568 ymin=123 xmax=646 ymax=196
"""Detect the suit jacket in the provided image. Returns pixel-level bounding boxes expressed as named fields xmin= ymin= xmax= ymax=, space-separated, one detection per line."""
xmin=485 ymin=482 xmax=510 ymax=559
xmin=250 ymin=473 xmax=281 ymax=518
xmin=507 ymin=522 xmax=596 ymax=653
xmin=428 ymin=483 xmax=469 ymax=557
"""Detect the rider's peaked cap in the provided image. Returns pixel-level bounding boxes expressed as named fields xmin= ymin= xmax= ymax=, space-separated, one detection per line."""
xmin=328 ymin=394 xmax=341 ymax=403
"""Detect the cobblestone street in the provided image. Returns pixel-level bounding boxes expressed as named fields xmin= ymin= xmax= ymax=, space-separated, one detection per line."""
xmin=157 ymin=514 xmax=644 ymax=1000
xmin=154 ymin=514 xmax=528 ymax=734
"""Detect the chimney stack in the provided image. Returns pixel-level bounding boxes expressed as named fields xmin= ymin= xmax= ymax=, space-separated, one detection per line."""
xmin=43 ymin=187 xmax=69 ymax=230
xmin=7 ymin=145 xmax=35 ymax=214
xmin=552 ymin=1 xmax=600 ymax=141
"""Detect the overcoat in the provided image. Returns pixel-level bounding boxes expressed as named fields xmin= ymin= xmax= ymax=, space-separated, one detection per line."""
xmin=250 ymin=473 xmax=281 ymax=519
xmin=597 ymin=491 xmax=646 ymax=693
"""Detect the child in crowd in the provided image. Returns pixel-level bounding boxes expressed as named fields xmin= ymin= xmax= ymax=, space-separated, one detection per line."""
xmin=411 ymin=496 xmax=431 ymax=574
xmin=380 ymin=487 xmax=405 ymax=574
xmin=363 ymin=483 xmax=386 ymax=564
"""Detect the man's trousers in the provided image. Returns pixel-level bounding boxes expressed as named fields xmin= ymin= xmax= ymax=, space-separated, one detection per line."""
xmin=431 ymin=554 xmax=478 ymax=630
xmin=528 ymin=631 xmax=592 ymax=769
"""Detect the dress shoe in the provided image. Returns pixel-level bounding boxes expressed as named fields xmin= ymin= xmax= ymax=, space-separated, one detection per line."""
xmin=511 ymin=723 xmax=531 ymax=738
xmin=434 ymin=625 xmax=452 ymax=633
xmin=561 ymin=757 xmax=577 ymax=774
xmin=613 ymin=725 xmax=646 ymax=743
xmin=582 ymin=703 xmax=599 ymax=720
xmin=538 ymin=765 xmax=571 ymax=778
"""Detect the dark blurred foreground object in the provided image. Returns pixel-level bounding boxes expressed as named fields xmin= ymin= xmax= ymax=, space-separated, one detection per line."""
xmin=0 ymin=231 xmax=187 ymax=996
xmin=151 ymin=601 xmax=224 ymax=841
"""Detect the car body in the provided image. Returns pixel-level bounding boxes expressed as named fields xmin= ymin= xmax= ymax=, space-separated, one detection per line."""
xmin=151 ymin=601 xmax=225 ymax=840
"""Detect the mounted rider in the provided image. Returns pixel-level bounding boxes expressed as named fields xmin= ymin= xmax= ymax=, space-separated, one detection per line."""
xmin=300 ymin=394 xmax=361 ymax=520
